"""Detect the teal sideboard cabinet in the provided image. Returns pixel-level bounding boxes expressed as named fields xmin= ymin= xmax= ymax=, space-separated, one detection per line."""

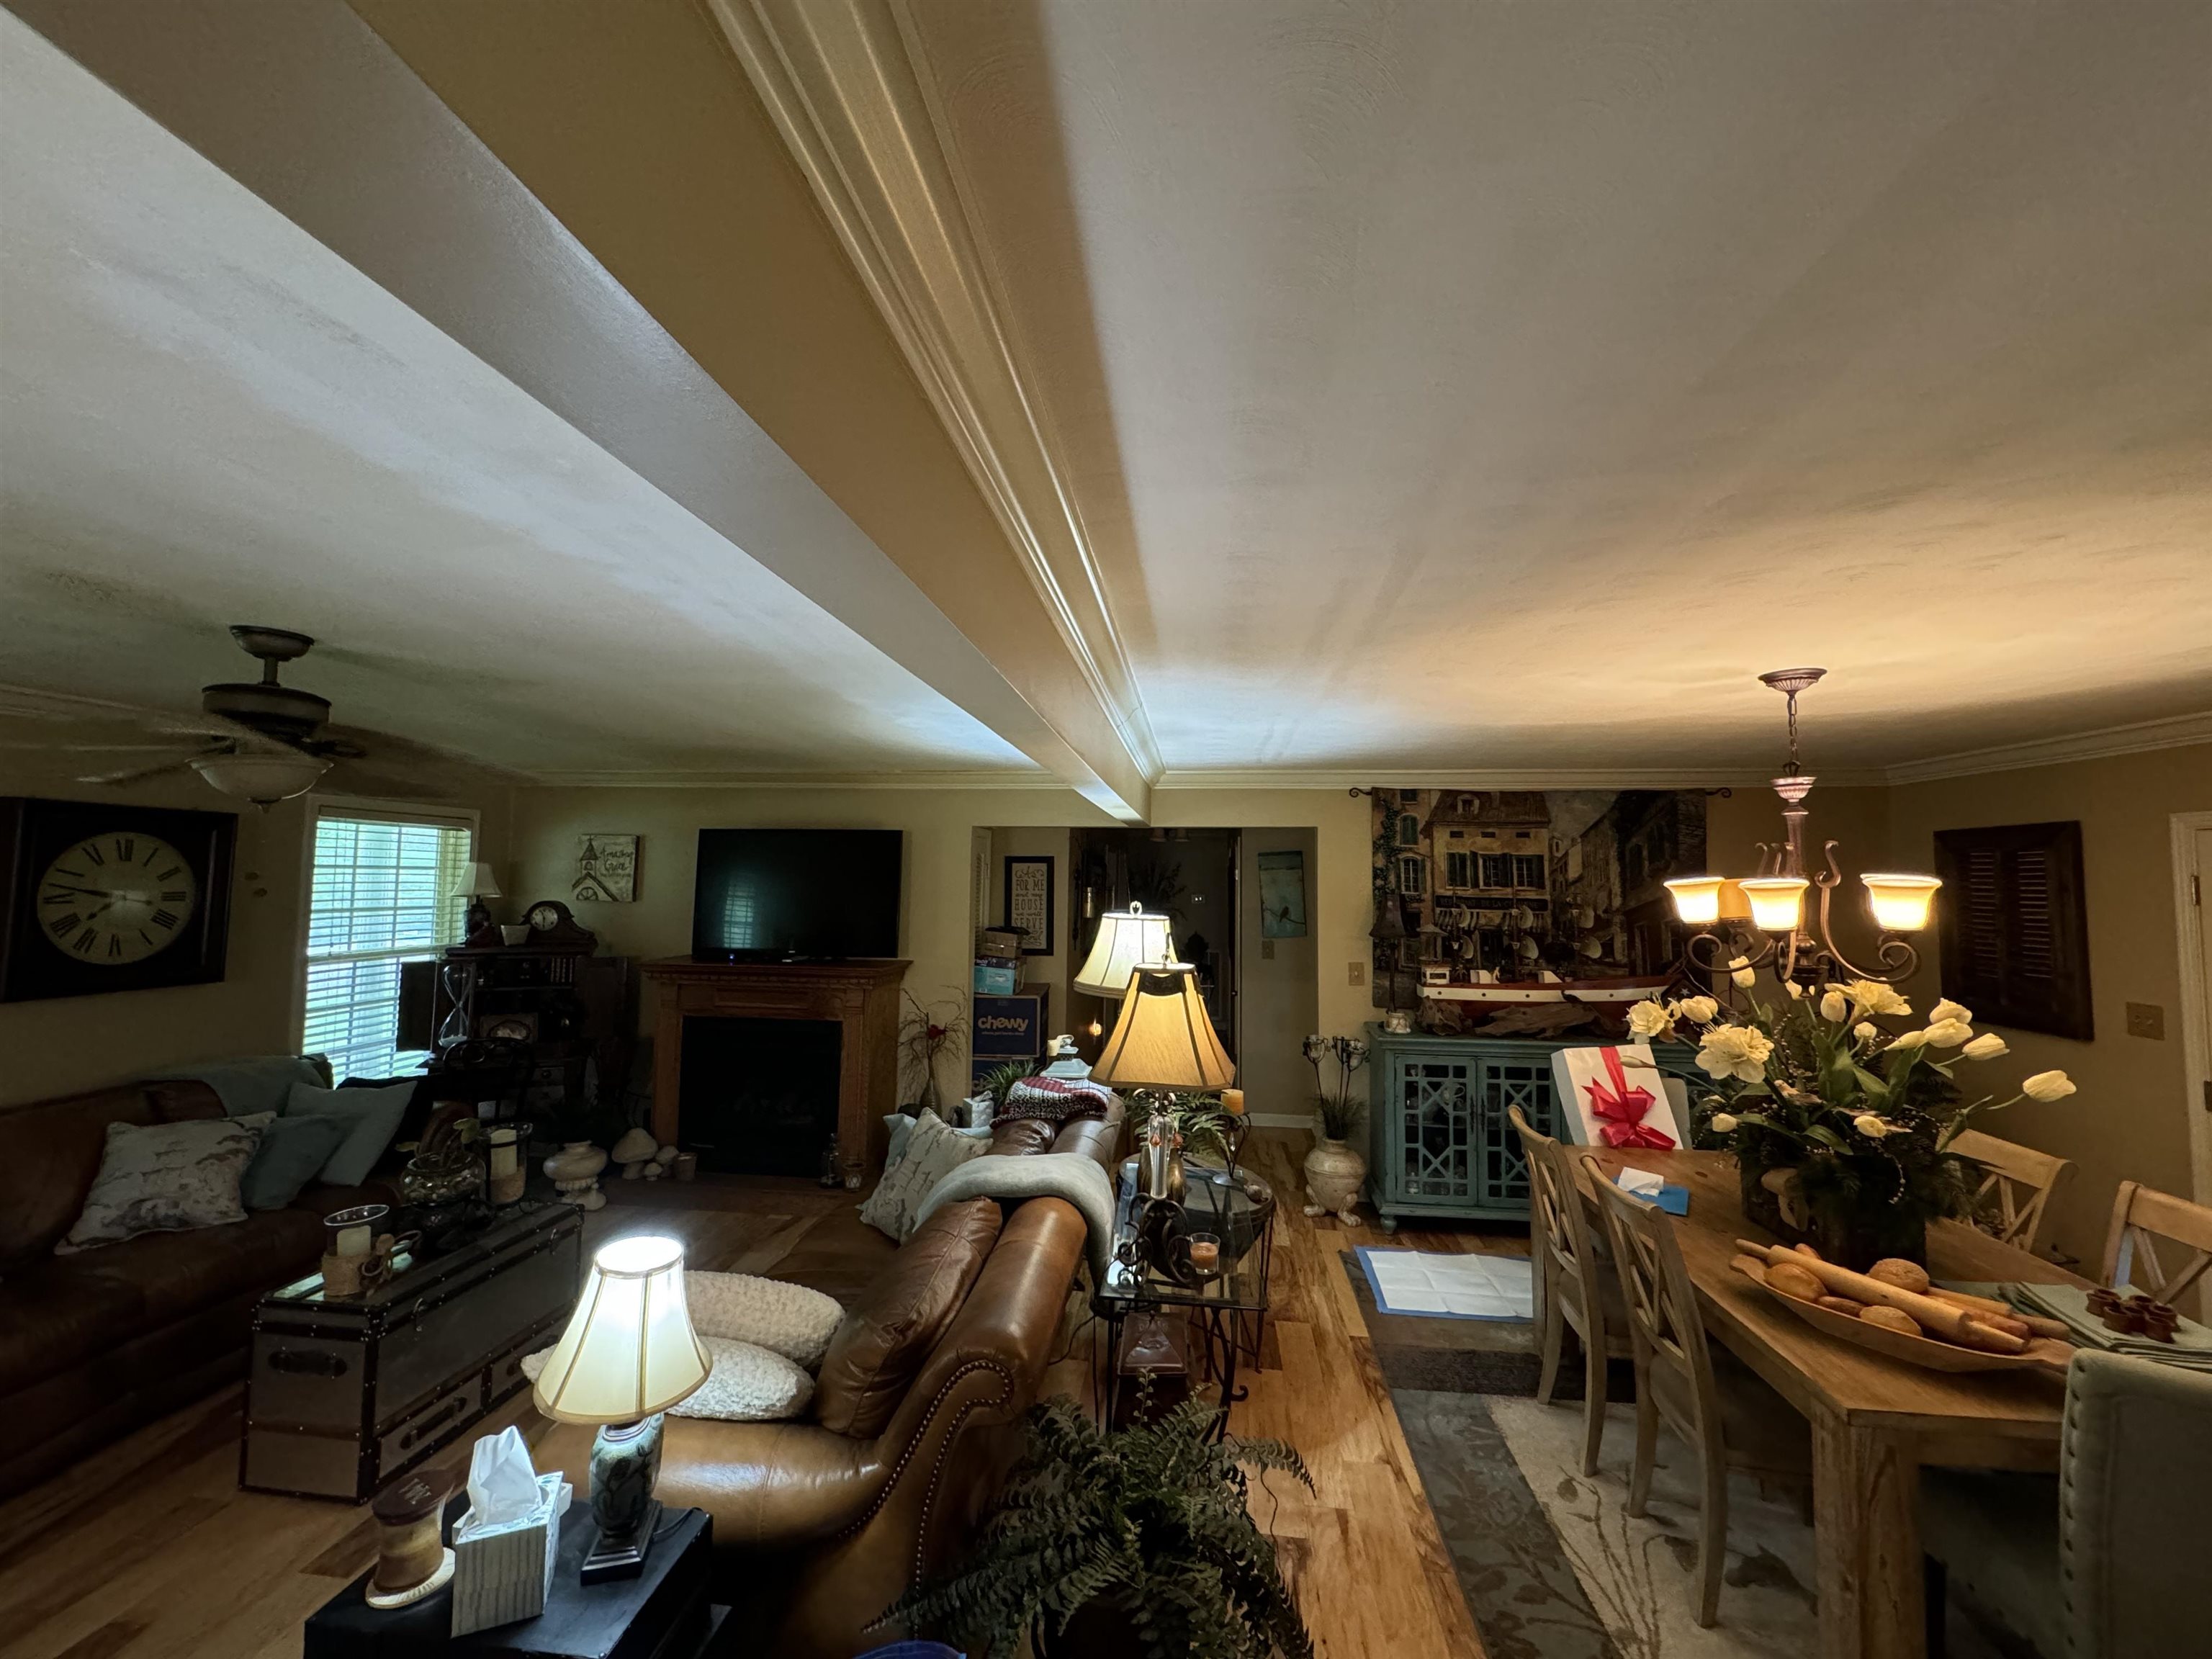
xmin=1362 ymin=1025 xmax=1702 ymax=1231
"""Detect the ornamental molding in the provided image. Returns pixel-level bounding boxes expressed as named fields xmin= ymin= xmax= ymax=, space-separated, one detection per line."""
xmin=1881 ymin=709 xmax=2212 ymax=785
xmin=703 ymin=0 xmax=1161 ymax=791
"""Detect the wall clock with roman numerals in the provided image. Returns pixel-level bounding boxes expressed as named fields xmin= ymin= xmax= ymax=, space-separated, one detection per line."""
xmin=0 ymin=797 xmax=235 ymax=1002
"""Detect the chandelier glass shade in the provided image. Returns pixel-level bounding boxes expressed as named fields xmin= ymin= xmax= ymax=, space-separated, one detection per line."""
xmin=1665 ymin=670 xmax=1940 ymax=987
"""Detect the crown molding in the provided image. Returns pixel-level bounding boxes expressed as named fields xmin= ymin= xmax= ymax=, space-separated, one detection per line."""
xmin=1881 ymin=710 xmax=2212 ymax=786
xmin=518 ymin=768 xmax=1072 ymax=792
xmin=1154 ymin=765 xmax=1892 ymax=791
xmin=704 ymin=0 xmax=1161 ymax=791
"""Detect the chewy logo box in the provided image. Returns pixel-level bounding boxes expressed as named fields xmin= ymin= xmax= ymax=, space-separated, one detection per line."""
xmin=972 ymin=992 xmax=1048 ymax=1057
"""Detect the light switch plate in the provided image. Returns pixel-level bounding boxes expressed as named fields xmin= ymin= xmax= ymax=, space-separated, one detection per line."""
xmin=1261 ymin=938 xmax=1276 ymax=960
xmin=1347 ymin=961 xmax=1365 ymax=986
xmin=2125 ymin=1002 xmax=2166 ymax=1040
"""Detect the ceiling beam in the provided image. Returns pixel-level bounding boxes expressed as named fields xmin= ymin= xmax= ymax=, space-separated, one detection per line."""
xmin=6 ymin=0 xmax=1152 ymax=822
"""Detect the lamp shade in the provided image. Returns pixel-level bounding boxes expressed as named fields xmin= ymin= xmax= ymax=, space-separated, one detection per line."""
xmin=191 ymin=750 xmax=329 ymax=806
xmin=1662 ymin=876 xmax=1725 ymax=926
xmin=447 ymin=860 xmax=502 ymax=900
xmin=1090 ymin=963 xmax=1236 ymax=1090
xmin=1737 ymin=876 xmax=1809 ymax=932
xmin=1861 ymin=873 xmax=1941 ymax=932
xmin=1072 ymin=902 xmax=1176 ymax=999
xmin=531 ymin=1235 xmax=709 ymax=1425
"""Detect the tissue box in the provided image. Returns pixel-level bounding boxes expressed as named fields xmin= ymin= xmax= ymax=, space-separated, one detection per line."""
xmin=450 ymin=1470 xmax=567 ymax=1637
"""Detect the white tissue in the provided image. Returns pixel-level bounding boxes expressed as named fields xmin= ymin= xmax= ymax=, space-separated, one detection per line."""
xmin=1614 ymin=1167 xmax=1665 ymax=1199
xmin=457 ymin=1427 xmax=554 ymax=1539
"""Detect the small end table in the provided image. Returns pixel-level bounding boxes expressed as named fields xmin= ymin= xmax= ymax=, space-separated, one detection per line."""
xmin=1092 ymin=1161 xmax=1274 ymax=1437
xmin=304 ymin=1503 xmax=729 ymax=1658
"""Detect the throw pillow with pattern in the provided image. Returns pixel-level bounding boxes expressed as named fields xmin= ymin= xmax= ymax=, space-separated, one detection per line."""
xmin=858 ymin=1109 xmax=989 ymax=1241
xmin=57 ymin=1115 xmax=264 ymax=1253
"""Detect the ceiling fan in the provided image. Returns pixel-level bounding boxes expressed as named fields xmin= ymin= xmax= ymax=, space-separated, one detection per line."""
xmin=53 ymin=626 xmax=446 ymax=806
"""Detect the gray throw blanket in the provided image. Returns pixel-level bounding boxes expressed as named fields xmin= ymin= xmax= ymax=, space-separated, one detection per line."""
xmin=913 ymin=1152 xmax=1118 ymax=1282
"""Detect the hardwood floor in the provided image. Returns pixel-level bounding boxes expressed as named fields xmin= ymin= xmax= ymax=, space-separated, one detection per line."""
xmin=0 ymin=1130 xmax=1520 ymax=1659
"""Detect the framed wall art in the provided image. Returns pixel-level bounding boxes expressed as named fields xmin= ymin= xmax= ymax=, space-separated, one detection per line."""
xmin=1002 ymin=855 xmax=1053 ymax=956
xmin=573 ymin=833 xmax=638 ymax=903
xmin=1257 ymin=849 xmax=1308 ymax=938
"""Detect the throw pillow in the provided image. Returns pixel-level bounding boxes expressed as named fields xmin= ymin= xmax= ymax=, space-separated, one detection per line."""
xmin=56 ymin=1115 xmax=263 ymax=1253
xmin=814 ymin=1197 xmax=1002 ymax=1437
xmin=883 ymin=1110 xmax=990 ymax=1174
xmin=240 ymin=1112 xmax=351 ymax=1210
xmin=521 ymin=1335 xmax=811 ymax=1422
xmin=284 ymin=1079 xmax=415 ymax=1187
xmin=858 ymin=1110 xmax=989 ymax=1242
xmin=684 ymin=1271 xmax=843 ymax=1370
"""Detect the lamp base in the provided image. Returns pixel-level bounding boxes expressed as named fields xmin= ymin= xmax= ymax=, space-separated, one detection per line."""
xmin=580 ymin=1414 xmax=665 ymax=1583
xmin=580 ymin=1499 xmax=661 ymax=1584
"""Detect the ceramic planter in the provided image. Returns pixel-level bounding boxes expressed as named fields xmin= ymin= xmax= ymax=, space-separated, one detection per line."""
xmin=1303 ymin=1136 xmax=1367 ymax=1223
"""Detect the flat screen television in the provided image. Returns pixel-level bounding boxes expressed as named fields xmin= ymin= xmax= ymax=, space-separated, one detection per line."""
xmin=691 ymin=829 xmax=902 ymax=961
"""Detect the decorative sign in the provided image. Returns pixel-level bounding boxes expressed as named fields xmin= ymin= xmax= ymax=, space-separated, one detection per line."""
xmin=572 ymin=833 xmax=637 ymax=903
xmin=1256 ymin=849 xmax=1308 ymax=938
xmin=1002 ymin=855 xmax=1053 ymax=955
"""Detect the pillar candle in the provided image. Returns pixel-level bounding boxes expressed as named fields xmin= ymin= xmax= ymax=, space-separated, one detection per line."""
xmin=333 ymin=1224 xmax=372 ymax=1258
xmin=1220 ymin=1088 xmax=1245 ymax=1116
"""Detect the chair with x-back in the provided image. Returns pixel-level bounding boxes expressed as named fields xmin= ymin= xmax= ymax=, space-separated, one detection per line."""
xmin=2099 ymin=1181 xmax=2212 ymax=1307
xmin=1509 ymin=1105 xmax=1629 ymax=1476
xmin=1949 ymin=1128 xmax=2074 ymax=1259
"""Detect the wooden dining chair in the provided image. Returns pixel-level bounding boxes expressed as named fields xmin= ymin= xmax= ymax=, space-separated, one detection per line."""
xmin=1509 ymin=1106 xmax=1630 ymax=1476
xmin=1948 ymin=1128 xmax=2073 ymax=1258
xmin=1586 ymin=1157 xmax=1809 ymax=1627
xmin=2098 ymin=1181 xmax=2212 ymax=1305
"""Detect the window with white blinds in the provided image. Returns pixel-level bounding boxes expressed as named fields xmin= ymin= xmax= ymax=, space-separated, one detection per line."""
xmin=302 ymin=811 xmax=473 ymax=1082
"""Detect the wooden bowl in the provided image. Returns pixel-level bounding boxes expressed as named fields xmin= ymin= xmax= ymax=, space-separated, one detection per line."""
xmin=1738 ymin=1266 xmax=2064 ymax=1375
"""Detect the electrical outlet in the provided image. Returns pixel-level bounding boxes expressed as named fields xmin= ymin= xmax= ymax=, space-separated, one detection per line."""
xmin=1261 ymin=938 xmax=1276 ymax=961
xmin=2125 ymin=1002 xmax=2166 ymax=1040
xmin=1347 ymin=960 xmax=1366 ymax=986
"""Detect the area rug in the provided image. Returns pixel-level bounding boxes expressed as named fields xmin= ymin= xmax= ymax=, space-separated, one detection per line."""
xmin=1343 ymin=1251 xmax=2005 ymax=1659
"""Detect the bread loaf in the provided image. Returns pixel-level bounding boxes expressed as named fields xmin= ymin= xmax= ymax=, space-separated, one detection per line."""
xmin=1765 ymin=1262 xmax=1825 ymax=1303
xmin=1815 ymin=1295 xmax=1865 ymax=1317
xmin=1866 ymin=1258 xmax=1930 ymax=1295
xmin=1733 ymin=1240 xmax=2028 ymax=1354
xmin=1861 ymin=1306 xmax=1920 ymax=1336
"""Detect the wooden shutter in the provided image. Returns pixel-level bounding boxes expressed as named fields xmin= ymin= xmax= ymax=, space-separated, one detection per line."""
xmin=1933 ymin=821 xmax=2092 ymax=1040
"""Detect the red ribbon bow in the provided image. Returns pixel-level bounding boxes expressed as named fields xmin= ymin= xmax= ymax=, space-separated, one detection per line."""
xmin=1584 ymin=1047 xmax=1675 ymax=1151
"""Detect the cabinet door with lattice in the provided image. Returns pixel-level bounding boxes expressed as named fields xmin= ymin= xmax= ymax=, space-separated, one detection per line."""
xmin=1388 ymin=1056 xmax=1476 ymax=1205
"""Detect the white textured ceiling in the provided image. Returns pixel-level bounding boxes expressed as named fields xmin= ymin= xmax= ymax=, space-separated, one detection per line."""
xmin=908 ymin=0 xmax=2212 ymax=770
xmin=0 ymin=15 xmax=1030 ymax=781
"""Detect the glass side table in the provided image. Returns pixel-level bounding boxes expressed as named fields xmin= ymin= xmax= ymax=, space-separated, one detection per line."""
xmin=1090 ymin=1160 xmax=1274 ymax=1438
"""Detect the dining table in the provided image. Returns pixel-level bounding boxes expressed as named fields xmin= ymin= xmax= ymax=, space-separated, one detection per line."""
xmin=1575 ymin=1146 xmax=2086 ymax=1659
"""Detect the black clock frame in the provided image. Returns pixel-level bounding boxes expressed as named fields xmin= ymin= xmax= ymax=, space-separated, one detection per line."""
xmin=0 ymin=796 xmax=237 ymax=1002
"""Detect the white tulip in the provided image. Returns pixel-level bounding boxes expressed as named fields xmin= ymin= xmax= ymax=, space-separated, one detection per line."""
xmin=1676 ymin=995 xmax=1719 ymax=1025
xmin=1785 ymin=981 xmax=1805 ymax=999
xmin=1818 ymin=989 xmax=1848 ymax=1022
xmin=1709 ymin=1112 xmax=1740 ymax=1134
xmin=1853 ymin=1022 xmax=1879 ymax=1043
xmin=1962 ymin=1033 xmax=2010 ymax=1061
xmin=1697 ymin=1025 xmax=1775 ymax=1084
xmin=1853 ymin=1114 xmax=1891 ymax=1139
xmin=1888 ymin=1029 xmax=1929 ymax=1052
xmin=1732 ymin=966 xmax=1757 ymax=988
xmin=1728 ymin=955 xmax=1750 ymax=971
xmin=1930 ymin=998 xmax=1974 ymax=1027
xmin=2022 ymin=1071 xmax=2077 ymax=1102
xmin=1626 ymin=999 xmax=1673 ymax=1039
xmin=1844 ymin=980 xmax=1912 ymax=1018
xmin=1925 ymin=1019 xmax=1973 ymax=1048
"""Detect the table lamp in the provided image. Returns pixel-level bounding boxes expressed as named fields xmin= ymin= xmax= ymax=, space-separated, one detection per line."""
xmin=448 ymin=860 xmax=503 ymax=946
xmin=531 ymin=1235 xmax=709 ymax=1583
xmin=1073 ymin=902 xmax=1177 ymax=999
xmin=1090 ymin=961 xmax=1236 ymax=1093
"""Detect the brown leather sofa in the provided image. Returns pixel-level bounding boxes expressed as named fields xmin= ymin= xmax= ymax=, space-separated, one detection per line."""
xmin=540 ymin=1107 xmax=1123 ymax=1658
xmin=0 ymin=1076 xmax=398 ymax=1499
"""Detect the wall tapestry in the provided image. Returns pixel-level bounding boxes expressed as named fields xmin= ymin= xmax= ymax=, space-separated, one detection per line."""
xmin=573 ymin=833 xmax=638 ymax=903
xmin=1256 ymin=849 xmax=1308 ymax=938
xmin=1368 ymin=788 xmax=1707 ymax=1032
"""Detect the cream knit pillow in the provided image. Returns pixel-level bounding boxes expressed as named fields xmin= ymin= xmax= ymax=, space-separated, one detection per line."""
xmin=685 ymin=1271 xmax=842 ymax=1370
xmin=857 ymin=1109 xmax=989 ymax=1241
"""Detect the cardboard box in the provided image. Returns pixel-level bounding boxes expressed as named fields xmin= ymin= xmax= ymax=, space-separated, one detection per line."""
xmin=976 ymin=927 xmax=1023 ymax=959
xmin=973 ymin=962 xmax=1018 ymax=995
xmin=973 ymin=991 xmax=1048 ymax=1055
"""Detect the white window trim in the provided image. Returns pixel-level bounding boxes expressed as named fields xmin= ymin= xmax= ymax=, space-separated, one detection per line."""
xmin=290 ymin=794 xmax=481 ymax=1056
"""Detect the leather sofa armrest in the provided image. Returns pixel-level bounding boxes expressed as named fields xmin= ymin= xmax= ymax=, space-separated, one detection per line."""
xmin=534 ymin=1414 xmax=887 ymax=1549
xmin=1051 ymin=1109 xmax=1123 ymax=1169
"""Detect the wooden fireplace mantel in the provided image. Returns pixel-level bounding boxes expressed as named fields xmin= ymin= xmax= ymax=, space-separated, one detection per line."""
xmin=642 ymin=956 xmax=909 ymax=1182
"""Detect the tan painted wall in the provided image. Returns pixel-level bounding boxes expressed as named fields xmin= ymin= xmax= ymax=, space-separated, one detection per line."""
xmin=0 ymin=730 xmax=511 ymax=1106
xmin=1238 ymin=827 xmax=1321 ymax=1123
xmin=1886 ymin=743 xmax=2212 ymax=1269
xmin=987 ymin=824 xmax=1073 ymax=1033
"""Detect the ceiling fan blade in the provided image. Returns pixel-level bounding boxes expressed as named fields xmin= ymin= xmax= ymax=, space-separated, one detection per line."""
xmin=78 ymin=755 xmax=205 ymax=788
xmin=0 ymin=741 xmax=185 ymax=752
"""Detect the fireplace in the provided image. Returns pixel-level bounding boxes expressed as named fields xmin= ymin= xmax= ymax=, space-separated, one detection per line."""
xmin=643 ymin=956 xmax=908 ymax=1184
xmin=679 ymin=1017 xmax=843 ymax=1177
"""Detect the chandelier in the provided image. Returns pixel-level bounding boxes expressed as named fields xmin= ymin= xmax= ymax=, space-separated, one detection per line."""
xmin=1663 ymin=669 xmax=1940 ymax=988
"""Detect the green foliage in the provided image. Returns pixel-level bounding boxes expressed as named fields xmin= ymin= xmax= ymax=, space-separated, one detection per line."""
xmin=1127 ymin=1090 xmax=1233 ymax=1164
xmin=876 ymin=1392 xmax=1316 ymax=1659
xmin=979 ymin=1059 xmax=1036 ymax=1112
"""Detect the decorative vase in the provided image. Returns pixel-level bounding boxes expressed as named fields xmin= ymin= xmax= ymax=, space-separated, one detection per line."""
xmin=1303 ymin=1136 xmax=1367 ymax=1223
xmin=544 ymin=1140 xmax=608 ymax=1211
xmin=1737 ymin=1159 xmax=1925 ymax=1272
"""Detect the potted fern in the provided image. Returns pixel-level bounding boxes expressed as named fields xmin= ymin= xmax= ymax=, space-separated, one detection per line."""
xmin=876 ymin=1393 xmax=1314 ymax=1659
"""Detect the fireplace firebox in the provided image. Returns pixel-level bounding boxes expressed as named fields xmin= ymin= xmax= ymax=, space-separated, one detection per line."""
xmin=679 ymin=1017 xmax=843 ymax=1176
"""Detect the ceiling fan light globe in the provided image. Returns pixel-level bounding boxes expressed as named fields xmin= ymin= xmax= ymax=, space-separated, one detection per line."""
xmin=190 ymin=750 xmax=330 ymax=806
